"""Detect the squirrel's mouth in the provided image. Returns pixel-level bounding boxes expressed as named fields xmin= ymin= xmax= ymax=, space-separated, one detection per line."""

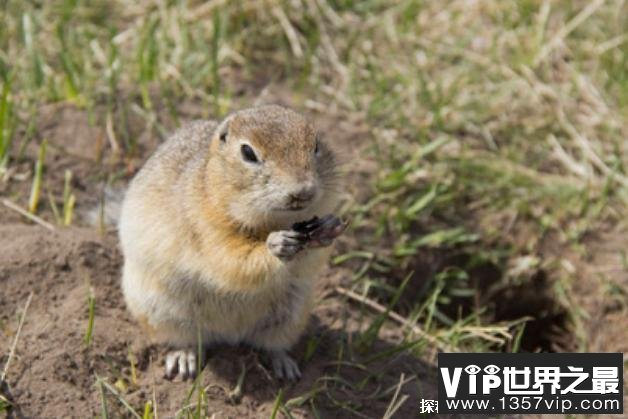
xmin=278 ymin=204 xmax=307 ymax=212
xmin=275 ymin=201 xmax=312 ymax=212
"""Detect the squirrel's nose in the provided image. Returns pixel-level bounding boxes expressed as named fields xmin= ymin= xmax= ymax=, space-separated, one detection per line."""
xmin=290 ymin=184 xmax=316 ymax=204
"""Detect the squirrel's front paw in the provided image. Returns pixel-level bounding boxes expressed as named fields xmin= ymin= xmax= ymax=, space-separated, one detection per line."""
xmin=292 ymin=214 xmax=347 ymax=248
xmin=267 ymin=230 xmax=306 ymax=260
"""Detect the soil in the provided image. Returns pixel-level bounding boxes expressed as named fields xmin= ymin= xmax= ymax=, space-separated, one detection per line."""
xmin=1 ymin=95 xmax=626 ymax=418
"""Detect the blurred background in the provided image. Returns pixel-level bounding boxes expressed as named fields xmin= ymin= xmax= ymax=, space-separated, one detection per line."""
xmin=1 ymin=0 xmax=627 ymax=417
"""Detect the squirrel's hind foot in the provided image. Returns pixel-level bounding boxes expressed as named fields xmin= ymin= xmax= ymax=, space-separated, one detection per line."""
xmin=270 ymin=350 xmax=301 ymax=381
xmin=164 ymin=348 xmax=205 ymax=381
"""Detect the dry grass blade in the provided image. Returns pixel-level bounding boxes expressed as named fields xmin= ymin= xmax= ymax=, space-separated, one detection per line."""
xmin=2 ymin=199 xmax=56 ymax=231
xmin=305 ymin=0 xmax=349 ymax=85
xmin=95 ymin=375 xmax=141 ymax=419
xmin=595 ymin=33 xmax=628 ymax=54
xmin=272 ymin=6 xmax=303 ymax=58
xmin=534 ymin=0 xmax=606 ymax=66
xmin=105 ymin=112 xmax=120 ymax=156
xmin=1 ymin=292 xmax=34 ymax=383
xmin=27 ymin=139 xmax=46 ymax=214
xmin=557 ymin=109 xmax=628 ymax=189
xmin=382 ymin=373 xmax=409 ymax=419
xmin=98 ymin=379 xmax=109 ymax=419
xmin=335 ymin=286 xmax=452 ymax=353
xmin=547 ymin=134 xmax=591 ymax=180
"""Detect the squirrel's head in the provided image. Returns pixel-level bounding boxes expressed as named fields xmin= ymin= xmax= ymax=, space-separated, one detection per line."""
xmin=207 ymin=105 xmax=339 ymax=230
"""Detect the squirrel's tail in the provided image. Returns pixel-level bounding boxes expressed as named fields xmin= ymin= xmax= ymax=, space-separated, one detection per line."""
xmin=84 ymin=184 xmax=125 ymax=229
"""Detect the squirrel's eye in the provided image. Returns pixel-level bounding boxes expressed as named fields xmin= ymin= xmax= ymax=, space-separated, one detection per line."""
xmin=315 ymin=137 xmax=321 ymax=156
xmin=241 ymin=144 xmax=259 ymax=163
xmin=219 ymin=130 xmax=227 ymax=142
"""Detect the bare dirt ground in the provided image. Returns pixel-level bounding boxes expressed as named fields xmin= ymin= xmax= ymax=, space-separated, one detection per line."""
xmin=1 ymin=99 xmax=626 ymax=418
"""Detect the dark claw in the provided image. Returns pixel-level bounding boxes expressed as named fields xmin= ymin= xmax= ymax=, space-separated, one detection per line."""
xmin=292 ymin=214 xmax=347 ymax=246
xmin=292 ymin=216 xmax=324 ymax=235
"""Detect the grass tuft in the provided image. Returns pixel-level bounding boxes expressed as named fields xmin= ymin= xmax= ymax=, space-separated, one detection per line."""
xmin=84 ymin=287 xmax=96 ymax=347
xmin=27 ymin=139 xmax=46 ymax=214
xmin=95 ymin=374 xmax=141 ymax=419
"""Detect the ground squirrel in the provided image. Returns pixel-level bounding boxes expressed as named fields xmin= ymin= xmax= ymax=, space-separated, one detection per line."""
xmin=119 ymin=105 xmax=344 ymax=381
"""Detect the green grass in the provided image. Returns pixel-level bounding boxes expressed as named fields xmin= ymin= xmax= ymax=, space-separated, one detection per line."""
xmin=84 ymin=287 xmax=96 ymax=347
xmin=0 ymin=394 xmax=11 ymax=414
xmin=96 ymin=374 xmax=141 ymax=419
xmin=0 ymin=0 xmax=626 ymax=417
xmin=0 ymin=77 xmax=14 ymax=170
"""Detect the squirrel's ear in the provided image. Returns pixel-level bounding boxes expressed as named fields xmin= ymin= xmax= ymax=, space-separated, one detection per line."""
xmin=219 ymin=128 xmax=228 ymax=143
xmin=217 ymin=119 xmax=229 ymax=143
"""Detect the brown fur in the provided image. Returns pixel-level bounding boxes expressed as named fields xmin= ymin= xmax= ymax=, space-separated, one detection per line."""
xmin=118 ymin=105 xmax=342 ymax=361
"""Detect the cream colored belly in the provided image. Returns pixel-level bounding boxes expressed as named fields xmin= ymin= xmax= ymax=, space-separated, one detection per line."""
xmin=123 ymin=261 xmax=313 ymax=344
